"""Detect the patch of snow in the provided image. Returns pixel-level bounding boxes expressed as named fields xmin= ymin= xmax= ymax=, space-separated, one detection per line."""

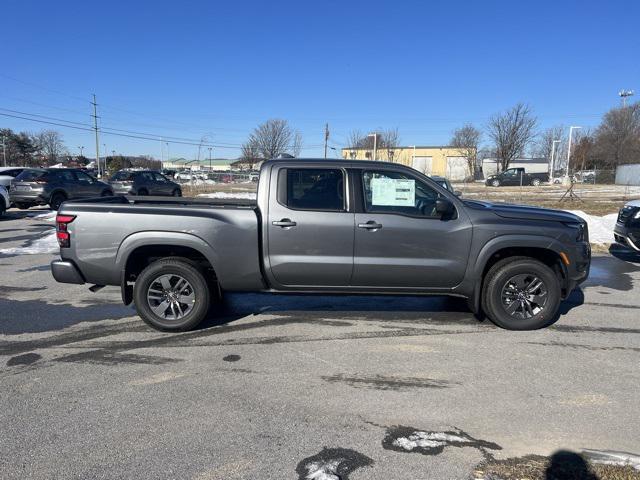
xmin=392 ymin=431 xmax=472 ymax=451
xmin=31 ymin=211 xmax=56 ymax=221
xmin=0 ymin=230 xmax=58 ymax=255
xmin=582 ymin=449 xmax=640 ymax=471
xmin=564 ymin=210 xmax=617 ymax=244
xmin=197 ymin=191 xmax=257 ymax=200
xmin=304 ymin=460 xmax=340 ymax=480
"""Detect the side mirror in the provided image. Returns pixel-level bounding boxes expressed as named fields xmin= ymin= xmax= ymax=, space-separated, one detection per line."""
xmin=435 ymin=198 xmax=454 ymax=216
xmin=454 ymin=190 xmax=462 ymax=197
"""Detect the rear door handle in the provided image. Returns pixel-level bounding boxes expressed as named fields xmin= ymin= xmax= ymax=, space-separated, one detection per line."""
xmin=358 ymin=221 xmax=382 ymax=230
xmin=272 ymin=219 xmax=297 ymax=228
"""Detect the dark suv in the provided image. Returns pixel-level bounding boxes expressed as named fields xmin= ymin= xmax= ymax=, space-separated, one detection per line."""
xmin=10 ymin=168 xmax=113 ymax=210
xmin=109 ymin=170 xmax=181 ymax=196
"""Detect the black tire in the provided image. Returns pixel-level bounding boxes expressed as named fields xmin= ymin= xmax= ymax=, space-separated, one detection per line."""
xmin=49 ymin=192 xmax=67 ymax=211
xmin=133 ymin=258 xmax=211 ymax=332
xmin=482 ymin=256 xmax=561 ymax=330
xmin=531 ymin=178 xmax=541 ymax=187
xmin=101 ymin=190 xmax=113 ymax=197
xmin=16 ymin=202 xmax=31 ymax=210
xmin=172 ymin=189 xmax=181 ymax=197
xmin=137 ymin=189 xmax=148 ymax=196
xmin=0 ymin=197 xmax=5 ymax=217
xmin=491 ymin=179 xmax=500 ymax=187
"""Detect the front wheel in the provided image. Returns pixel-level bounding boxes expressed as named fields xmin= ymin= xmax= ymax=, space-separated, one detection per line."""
xmin=101 ymin=190 xmax=113 ymax=197
xmin=491 ymin=179 xmax=500 ymax=187
xmin=16 ymin=202 xmax=32 ymax=210
xmin=133 ymin=258 xmax=211 ymax=331
xmin=172 ymin=189 xmax=182 ymax=197
xmin=482 ymin=257 xmax=561 ymax=330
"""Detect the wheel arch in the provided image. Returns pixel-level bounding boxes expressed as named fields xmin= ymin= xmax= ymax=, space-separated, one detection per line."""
xmin=116 ymin=232 xmax=221 ymax=305
xmin=469 ymin=235 xmax=569 ymax=314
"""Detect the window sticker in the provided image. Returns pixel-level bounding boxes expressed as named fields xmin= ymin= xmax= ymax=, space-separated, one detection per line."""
xmin=370 ymin=178 xmax=415 ymax=206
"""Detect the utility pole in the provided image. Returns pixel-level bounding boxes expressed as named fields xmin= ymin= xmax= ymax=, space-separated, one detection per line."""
xmin=324 ymin=123 xmax=329 ymax=159
xmin=208 ymin=147 xmax=212 ymax=171
xmin=566 ymin=126 xmax=581 ymax=178
xmin=550 ymin=139 xmax=560 ymax=183
xmin=91 ymin=94 xmax=101 ymax=177
xmin=368 ymin=132 xmax=377 ymax=161
xmin=1 ymin=135 xmax=6 ymax=166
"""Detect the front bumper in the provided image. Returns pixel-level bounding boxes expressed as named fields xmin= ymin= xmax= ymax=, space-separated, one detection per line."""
xmin=51 ymin=259 xmax=85 ymax=284
xmin=614 ymin=223 xmax=640 ymax=251
xmin=563 ymin=241 xmax=591 ymax=295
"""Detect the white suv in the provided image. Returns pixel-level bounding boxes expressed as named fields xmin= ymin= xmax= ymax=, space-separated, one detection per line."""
xmin=0 ymin=184 xmax=9 ymax=217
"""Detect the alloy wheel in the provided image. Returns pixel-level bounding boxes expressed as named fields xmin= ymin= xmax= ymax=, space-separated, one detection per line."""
xmin=500 ymin=274 xmax=548 ymax=319
xmin=146 ymin=274 xmax=196 ymax=320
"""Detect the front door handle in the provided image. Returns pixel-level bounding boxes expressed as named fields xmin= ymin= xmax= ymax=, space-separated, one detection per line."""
xmin=272 ymin=219 xmax=297 ymax=228
xmin=358 ymin=221 xmax=382 ymax=230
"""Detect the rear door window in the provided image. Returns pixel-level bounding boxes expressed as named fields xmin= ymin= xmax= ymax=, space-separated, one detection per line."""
xmin=111 ymin=171 xmax=134 ymax=181
xmin=153 ymin=173 xmax=169 ymax=183
xmin=285 ymin=168 xmax=345 ymax=211
xmin=54 ymin=170 xmax=76 ymax=182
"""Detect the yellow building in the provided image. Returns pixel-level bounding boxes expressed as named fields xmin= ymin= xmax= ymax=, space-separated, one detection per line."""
xmin=341 ymin=145 xmax=474 ymax=181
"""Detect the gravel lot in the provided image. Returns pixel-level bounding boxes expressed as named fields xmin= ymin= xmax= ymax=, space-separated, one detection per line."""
xmin=1 ymin=208 xmax=639 ymax=479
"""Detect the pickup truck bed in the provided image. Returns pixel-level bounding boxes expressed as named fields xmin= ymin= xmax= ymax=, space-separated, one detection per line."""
xmin=52 ymin=159 xmax=591 ymax=332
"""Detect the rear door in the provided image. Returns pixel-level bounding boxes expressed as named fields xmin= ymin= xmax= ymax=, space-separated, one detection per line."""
xmin=351 ymin=168 xmax=472 ymax=289
xmin=152 ymin=172 xmax=173 ymax=195
xmin=266 ymin=166 xmax=354 ymax=287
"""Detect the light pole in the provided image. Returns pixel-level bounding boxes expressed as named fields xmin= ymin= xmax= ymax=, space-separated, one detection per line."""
xmin=550 ymin=140 xmax=561 ymax=183
xmin=78 ymin=146 xmax=84 ymax=158
xmin=619 ymin=89 xmax=635 ymax=107
xmin=208 ymin=147 xmax=212 ymax=171
xmin=367 ymin=133 xmax=377 ymax=161
xmin=566 ymin=126 xmax=582 ymax=178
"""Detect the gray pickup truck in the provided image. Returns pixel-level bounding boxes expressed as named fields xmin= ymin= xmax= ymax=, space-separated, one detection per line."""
xmin=51 ymin=159 xmax=591 ymax=331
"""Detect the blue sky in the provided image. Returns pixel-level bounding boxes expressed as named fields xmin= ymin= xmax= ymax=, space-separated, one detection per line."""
xmin=1 ymin=0 xmax=638 ymax=159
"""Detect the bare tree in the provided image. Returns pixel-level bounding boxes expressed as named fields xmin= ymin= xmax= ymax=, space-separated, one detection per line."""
xmin=592 ymin=102 xmax=640 ymax=166
xmin=241 ymin=138 xmax=260 ymax=162
xmin=247 ymin=119 xmax=302 ymax=159
xmin=533 ymin=125 xmax=566 ymax=173
xmin=486 ymin=103 xmax=537 ymax=171
xmin=34 ymin=130 xmax=67 ymax=164
xmin=450 ymin=124 xmax=481 ymax=176
xmin=380 ymin=128 xmax=400 ymax=161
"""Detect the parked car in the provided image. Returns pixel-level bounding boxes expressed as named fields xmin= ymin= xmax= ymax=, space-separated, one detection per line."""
xmin=161 ymin=169 xmax=177 ymax=178
xmin=614 ymin=200 xmax=640 ymax=251
xmin=486 ymin=168 xmax=549 ymax=187
xmin=0 ymin=167 xmax=27 ymax=191
xmin=0 ymin=184 xmax=9 ymax=217
xmin=51 ymin=158 xmax=590 ymax=333
xmin=430 ymin=175 xmax=461 ymax=196
xmin=109 ymin=170 xmax=181 ymax=196
xmin=10 ymin=168 xmax=113 ymax=210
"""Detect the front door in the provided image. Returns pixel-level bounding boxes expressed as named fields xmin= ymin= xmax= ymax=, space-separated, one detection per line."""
xmin=267 ymin=167 xmax=354 ymax=287
xmin=73 ymin=171 xmax=100 ymax=197
xmin=352 ymin=169 xmax=472 ymax=289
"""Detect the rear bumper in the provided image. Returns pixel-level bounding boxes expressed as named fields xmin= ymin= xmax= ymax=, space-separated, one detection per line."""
xmin=51 ymin=259 xmax=85 ymax=284
xmin=614 ymin=223 xmax=640 ymax=251
xmin=9 ymin=192 xmax=47 ymax=205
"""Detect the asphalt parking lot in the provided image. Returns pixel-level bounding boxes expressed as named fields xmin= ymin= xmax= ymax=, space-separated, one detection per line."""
xmin=1 ymin=208 xmax=639 ymax=479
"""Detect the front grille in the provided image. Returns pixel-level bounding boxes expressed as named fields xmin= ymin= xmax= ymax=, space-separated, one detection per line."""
xmin=618 ymin=206 xmax=638 ymax=224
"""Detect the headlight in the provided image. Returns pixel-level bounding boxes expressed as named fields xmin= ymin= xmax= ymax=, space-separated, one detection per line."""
xmin=564 ymin=222 xmax=586 ymax=242
xmin=634 ymin=209 xmax=640 ymax=219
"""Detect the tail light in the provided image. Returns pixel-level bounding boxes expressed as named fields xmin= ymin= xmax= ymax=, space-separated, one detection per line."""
xmin=56 ymin=214 xmax=76 ymax=248
xmin=35 ymin=178 xmax=49 ymax=184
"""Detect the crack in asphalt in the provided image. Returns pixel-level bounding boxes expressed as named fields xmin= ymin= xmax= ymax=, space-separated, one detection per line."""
xmin=320 ymin=373 xmax=458 ymax=391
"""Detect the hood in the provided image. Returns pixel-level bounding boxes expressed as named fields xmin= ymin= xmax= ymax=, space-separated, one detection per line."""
xmin=624 ymin=199 xmax=640 ymax=208
xmin=463 ymin=200 xmax=583 ymax=223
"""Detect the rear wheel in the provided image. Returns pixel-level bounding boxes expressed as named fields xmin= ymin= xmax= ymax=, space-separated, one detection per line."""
xmin=0 ymin=197 xmax=5 ymax=217
xmin=531 ymin=178 xmax=541 ymax=186
xmin=482 ymin=257 xmax=561 ymax=330
xmin=101 ymin=190 xmax=113 ymax=197
xmin=137 ymin=189 xmax=148 ymax=196
xmin=133 ymin=258 xmax=211 ymax=331
xmin=491 ymin=179 xmax=500 ymax=187
xmin=172 ymin=189 xmax=181 ymax=197
xmin=49 ymin=192 xmax=67 ymax=211
xmin=16 ymin=202 xmax=31 ymax=210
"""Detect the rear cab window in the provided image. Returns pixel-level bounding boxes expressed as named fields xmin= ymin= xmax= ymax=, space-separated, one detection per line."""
xmin=281 ymin=168 xmax=345 ymax=211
